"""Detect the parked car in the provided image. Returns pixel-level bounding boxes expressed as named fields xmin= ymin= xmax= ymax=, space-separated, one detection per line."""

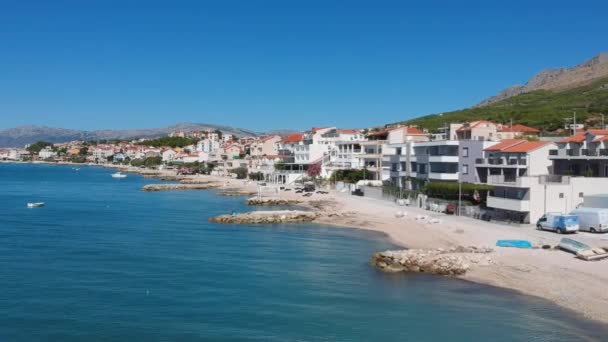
xmin=536 ymin=213 xmax=579 ymax=234
xmin=304 ymin=182 xmax=315 ymax=192
xmin=569 ymin=208 xmax=608 ymax=233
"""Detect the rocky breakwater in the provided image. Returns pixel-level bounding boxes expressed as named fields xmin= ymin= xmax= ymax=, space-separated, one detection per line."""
xmin=209 ymin=210 xmax=319 ymax=224
xmin=246 ymin=197 xmax=303 ymax=206
xmin=371 ymin=246 xmax=493 ymax=276
xmin=217 ymin=189 xmax=257 ymax=196
xmin=141 ymin=183 xmax=220 ymax=191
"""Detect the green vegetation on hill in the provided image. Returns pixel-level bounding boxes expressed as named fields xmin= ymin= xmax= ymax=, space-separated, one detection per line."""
xmin=26 ymin=141 xmax=53 ymax=153
xmin=141 ymin=136 xmax=198 ymax=148
xmin=402 ymin=77 xmax=608 ymax=133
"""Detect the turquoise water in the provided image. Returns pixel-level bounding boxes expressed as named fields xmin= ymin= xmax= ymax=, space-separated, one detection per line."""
xmin=1 ymin=163 xmax=607 ymax=341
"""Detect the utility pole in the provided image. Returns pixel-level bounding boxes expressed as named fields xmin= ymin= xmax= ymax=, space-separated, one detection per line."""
xmin=458 ymin=181 xmax=462 ymax=216
xmin=573 ymin=111 xmax=577 ymax=135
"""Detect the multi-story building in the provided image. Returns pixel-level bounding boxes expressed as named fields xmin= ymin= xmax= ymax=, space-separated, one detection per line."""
xmin=475 ymin=139 xmax=564 ymax=223
xmin=249 ymin=135 xmax=281 ymax=157
xmin=383 ymin=127 xmax=429 ymax=188
xmin=38 ymin=147 xmax=57 ymax=160
xmin=549 ymin=129 xmax=608 ymax=177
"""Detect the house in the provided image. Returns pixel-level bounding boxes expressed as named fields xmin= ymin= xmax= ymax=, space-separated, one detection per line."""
xmin=249 ymin=135 xmax=281 ymax=157
xmin=162 ymin=149 xmax=177 ymax=163
xmin=221 ymin=143 xmax=242 ymax=160
xmin=496 ymin=124 xmax=540 ymax=140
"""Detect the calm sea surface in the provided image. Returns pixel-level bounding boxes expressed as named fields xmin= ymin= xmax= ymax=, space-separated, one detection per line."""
xmin=1 ymin=163 xmax=607 ymax=341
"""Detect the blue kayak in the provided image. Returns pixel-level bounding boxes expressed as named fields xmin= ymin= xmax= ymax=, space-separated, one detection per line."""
xmin=496 ymin=240 xmax=533 ymax=248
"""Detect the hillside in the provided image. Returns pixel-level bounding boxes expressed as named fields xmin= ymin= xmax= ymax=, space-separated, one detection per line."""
xmin=0 ymin=123 xmax=261 ymax=147
xmin=476 ymin=52 xmax=608 ymax=107
xmin=403 ymin=76 xmax=608 ymax=133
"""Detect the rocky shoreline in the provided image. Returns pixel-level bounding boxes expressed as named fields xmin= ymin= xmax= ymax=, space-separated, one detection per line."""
xmin=209 ymin=210 xmax=319 ymax=224
xmin=371 ymin=246 xmax=494 ymax=276
xmin=246 ymin=197 xmax=303 ymax=206
xmin=141 ymin=183 xmax=220 ymax=191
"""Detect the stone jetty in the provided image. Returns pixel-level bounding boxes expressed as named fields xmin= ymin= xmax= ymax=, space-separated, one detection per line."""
xmin=246 ymin=197 xmax=303 ymax=206
xmin=371 ymin=246 xmax=493 ymax=276
xmin=209 ymin=210 xmax=318 ymax=224
xmin=141 ymin=183 xmax=220 ymax=191
xmin=216 ymin=189 xmax=257 ymax=196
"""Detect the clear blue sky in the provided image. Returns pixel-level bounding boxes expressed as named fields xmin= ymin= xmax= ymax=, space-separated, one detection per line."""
xmin=0 ymin=0 xmax=606 ymax=132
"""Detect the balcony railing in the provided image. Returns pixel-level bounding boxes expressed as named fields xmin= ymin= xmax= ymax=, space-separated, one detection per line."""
xmin=549 ymin=149 xmax=558 ymax=156
xmin=488 ymin=158 xmax=504 ymax=165
xmin=601 ymin=149 xmax=608 ymax=156
xmin=582 ymin=149 xmax=598 ymax=156
xmin=567 ymin=149 xmax=580 ymax=156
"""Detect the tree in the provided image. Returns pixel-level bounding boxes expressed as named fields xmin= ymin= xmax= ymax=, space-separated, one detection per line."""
xmin=230 ymin=167 xmax=248 ymax=179
xmin=27 ymin=141 xmax=52 ymax=153
xmin=141 ymin=136 xmax=198 ymax=148
xmin=79 ymin=147 xmax=89 ymax=155
xmin=307 ymin=162 xmax=322 ymax=178
xmin=144 ymin=156 xmax=162 ymax=167
xmin=274 ymin=161 xmax=286 ymax=170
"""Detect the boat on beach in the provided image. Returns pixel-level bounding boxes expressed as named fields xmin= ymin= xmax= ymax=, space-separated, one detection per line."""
xmin=111 ymin=172 xmax=127 ymax=179
xmin=27 ymin=202 xmax=45 ymax=208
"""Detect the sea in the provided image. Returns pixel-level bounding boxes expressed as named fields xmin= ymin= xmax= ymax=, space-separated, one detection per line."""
xmin=1 ymin=163 xmax=607 ymax=341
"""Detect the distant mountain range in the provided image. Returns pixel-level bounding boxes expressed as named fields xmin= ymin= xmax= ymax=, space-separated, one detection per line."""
xmin=403 ymin=52 xmax=608 ymax=132
xmin=0 ymin=123 xmax=297 ymax=147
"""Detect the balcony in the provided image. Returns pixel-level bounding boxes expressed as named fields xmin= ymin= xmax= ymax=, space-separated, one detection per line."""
xmin=567 ymin=149 xmax=580 ymax=157
xmin=487 ymin=196 xmax=530 ymax=212
xmin=428 ymin=155 xmax=459 ymax=162
xmin=549 ymin=148 xmax=608 ymax=159
xmin=428 ymin=172 xmax=459 ymax=181
xmin=582 ymin=149 xmax=598 ymax=157
xmin=487 ymin=175 xmax=531 ymax=188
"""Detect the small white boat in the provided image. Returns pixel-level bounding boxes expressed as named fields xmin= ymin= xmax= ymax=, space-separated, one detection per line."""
xmin=27 ymin=202 xmax=45 ymax=208
xmin=111 ymin=172 xmax=127 ymax=179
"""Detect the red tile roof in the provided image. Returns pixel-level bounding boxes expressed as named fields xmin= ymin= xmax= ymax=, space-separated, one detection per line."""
xmin=559 ymin=134 xmax=586 ymax=143
xmin=588 ymin=129 xmax=608 ymax=135
xmin=498 ymin=124 xmax=540 ymax=133
xmin=456 ymin=120 xmax=496 ymax=132
xmin=280 ymin=133 xmax=304 ymax=143
xmin=485 ymin=139 xmax=551 ymax=153
xmin=336 ymin=129 xmax=360 ymax=134
xmin=483 ymin=139 xmax=524 ymax=151
xmin=593 ymin=136 xmax=608 ymax=143
xmin=502 ymin=141 xmax=551 ymax=153
xmin=389 ymin=126 xmax=425 ymax=135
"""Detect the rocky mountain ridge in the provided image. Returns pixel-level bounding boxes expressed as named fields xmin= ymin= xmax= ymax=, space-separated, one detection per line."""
xmin=475 ymin=52 xmax=608 ymax=107
xmin=0 ymin=123 xmax=265 ymax=147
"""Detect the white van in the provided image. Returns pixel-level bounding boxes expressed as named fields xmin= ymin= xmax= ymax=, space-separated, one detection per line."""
xmin=569 ymin=208 xmax=608 ymax=233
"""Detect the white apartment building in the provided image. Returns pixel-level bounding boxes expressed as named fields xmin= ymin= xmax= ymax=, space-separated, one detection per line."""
xmin=38 ymin=147 xmax=57 ymax=159
xmin=549 ymin=129 xmax=608 ymax=177
xmin=474 ymin=139 xmax=608 ymax=223
xmin=197 ymin=139 xmax=221 ymax=154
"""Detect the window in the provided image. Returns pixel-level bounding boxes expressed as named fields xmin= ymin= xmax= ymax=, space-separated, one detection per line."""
xmin=462 ymin=164 xmax=469 ymax=175
xmin=579 ymin=192 xmax=584 ymax=198
xmin=559 ymin=193 xmax=564 ymax=199
xmin=462 ymin=147 xmax=469 ymax=157
xmin=395 ymin=147 xmax=402 ymax=155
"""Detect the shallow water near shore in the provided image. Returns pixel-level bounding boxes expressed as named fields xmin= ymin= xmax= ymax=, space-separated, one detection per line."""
xmin=1 ymin=163 xmax=608 ymax=341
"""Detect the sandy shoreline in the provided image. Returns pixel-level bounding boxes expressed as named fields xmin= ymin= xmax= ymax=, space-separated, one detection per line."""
xmin=4 ymin=161 xmax=608 ymax=324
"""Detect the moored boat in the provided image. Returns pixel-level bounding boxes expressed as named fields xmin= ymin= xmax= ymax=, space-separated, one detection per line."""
xmin=27 ymin=202 xmax=45 ymax=208
xmin=111 ymin=172 xmax=127 ymax=179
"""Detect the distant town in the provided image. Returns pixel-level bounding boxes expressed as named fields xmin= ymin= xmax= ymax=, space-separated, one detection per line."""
xmin=2 ymin=121 xmax=608 ymax=225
